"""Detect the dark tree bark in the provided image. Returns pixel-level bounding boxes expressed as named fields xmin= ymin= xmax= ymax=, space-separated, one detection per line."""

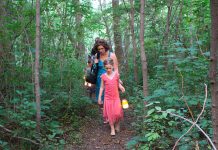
xmin=112 ymin=0 xmax=123 ymax=67
xmin=123 ymin=26 xmax=130 ymax=73
xmin=209 ymin=0 xmax=218 ymax=148
xmin=35 ymin=0 xmax=41 ymax=134
xmin=163 ymin=0 xmax=174 ymax=71
xmin=174 ymin=0 xmax=183 ymax=41
xmin=75 ymin=0 xmax=85 ymax=59
xmin=0 ymin=0 xmax=6 ymax=79
xmin=130 ymin=0 xmax=138 ymax=83
xmin=0 ymin=0 xmax=6 ymax=100
xmin=140 ymin=0 xmax=148 ymax=96
xmin=0 ymin=0 xmax=13 ymax=100
xmin=99 ymin=0 xmax=113 ymax=48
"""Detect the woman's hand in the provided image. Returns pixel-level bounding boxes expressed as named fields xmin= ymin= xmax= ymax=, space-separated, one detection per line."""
xmin=94 ymin=58 xmax=98 ymax=63
xmin=98 ymin=99 xmax=102 ymax=105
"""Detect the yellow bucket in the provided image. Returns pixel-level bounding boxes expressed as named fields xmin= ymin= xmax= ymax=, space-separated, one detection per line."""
xmin=122 ymin=99 xmax=129 ymax=109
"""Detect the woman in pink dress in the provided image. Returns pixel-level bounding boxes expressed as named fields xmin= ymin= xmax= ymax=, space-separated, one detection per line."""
xmin=98 ymin=58 xmax=125 ymax=136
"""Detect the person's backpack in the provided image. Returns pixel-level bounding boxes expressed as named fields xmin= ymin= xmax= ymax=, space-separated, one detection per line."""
xmin=85 ymin=53 xmax=100 ymax=84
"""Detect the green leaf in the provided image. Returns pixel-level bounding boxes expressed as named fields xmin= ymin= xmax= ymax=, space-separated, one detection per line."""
xmin=170 ymin=130 xmax=182 ymax=138
xmin=146 ymin=102 xmax=154 ymax=107
xmin=126 ymin=137 xmax=140 ymax=149
xmin=155 ymin=106 xmax=161 ymax=111
xmin=162 ymin=112 xmax=168 ymax=118
xmin=166 ymin=109 xmax=176 ymax=113
xmin=147 ymin=108 xmax=155 ymax=115
xmin=196 ymin=40 xmax=202 ymax=45
xmin=153 ymin=89 xmax=167 ymax=97
xmin=59 ymin=139 xmax=65 ymax=144
xmin=179 ymin=144 xmax=190 ymax=150
xmin=48 ymin=133 xmax=56 ymax=139
xmin=146 ymin=132 xmax=160 ymax=141
xmin=174 ymin=41 xmax=183 ymax=46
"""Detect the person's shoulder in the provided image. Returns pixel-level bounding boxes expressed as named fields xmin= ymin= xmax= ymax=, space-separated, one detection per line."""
xmin=110 ymin=52 xmax=116 ymax=58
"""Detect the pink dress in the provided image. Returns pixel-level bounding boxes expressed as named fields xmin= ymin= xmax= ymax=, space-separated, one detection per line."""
xmin=101 ymin=72 xmax=123 ymax=124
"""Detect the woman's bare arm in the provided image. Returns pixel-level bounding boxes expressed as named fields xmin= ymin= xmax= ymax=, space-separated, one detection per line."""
xmin=98 ymin=78 xmax=104 ymax=104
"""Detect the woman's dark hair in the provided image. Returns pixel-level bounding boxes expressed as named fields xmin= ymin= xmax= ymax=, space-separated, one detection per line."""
xmin=91 ymin=39 xmax=110 ymax=55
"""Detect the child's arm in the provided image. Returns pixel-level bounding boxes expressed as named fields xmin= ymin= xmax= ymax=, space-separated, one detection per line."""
xmin=98 ymin=78 xmax=104 ymax=105
xmin=119 ymin=83 xmax=125 ymax=93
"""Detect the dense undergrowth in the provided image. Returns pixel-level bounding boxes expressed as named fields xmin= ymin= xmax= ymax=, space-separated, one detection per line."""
xmin=125 ymin=42 xmax=212 ymax=150
xmin=0 ymin=43 xmax=213 ymax=149
xmin=0 ymin=56 xmax=98 ymax=149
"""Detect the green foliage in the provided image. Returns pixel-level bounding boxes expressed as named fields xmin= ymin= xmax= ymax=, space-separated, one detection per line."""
xmin=1 ymin=38 xmax=93 ymax=149
xmin=1 ymin=0 xmax=213 ymax=149
xmin=127 ymin=33 xmax=212 ymax=149
xmin=0 ymin=140 xmax=10 ymax=150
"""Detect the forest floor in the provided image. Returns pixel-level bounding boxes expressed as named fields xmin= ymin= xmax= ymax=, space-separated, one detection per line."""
xmin=66 ymin=93 xmax=136 ymax=150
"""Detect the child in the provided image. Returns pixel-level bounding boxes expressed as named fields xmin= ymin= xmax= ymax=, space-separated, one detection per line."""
xmin=98 ymin=58 xmax=125 ymax=136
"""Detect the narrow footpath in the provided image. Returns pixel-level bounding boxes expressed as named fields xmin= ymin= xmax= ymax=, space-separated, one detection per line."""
xmin=67 ymin=105 xmax=135 ymax=150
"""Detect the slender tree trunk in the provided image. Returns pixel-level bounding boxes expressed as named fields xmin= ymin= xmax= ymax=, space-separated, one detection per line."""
xmin=0 ymin=0 xmax=10 ymax=53
xmin=0 ymin=0 xmax=6 ymax=82
xmin=163 ymin=0 xmax=174 ymax=71
xmin=0 ymin=0 xmax=6 ymax=52
xmin=209 ymin=0 xmax=218 ymax=148
xmin=165 ymin=0 xmax=173 ymax=41
xmin=0 ymin=0 xmax=4 ymax=100
xmin=130 ymin=0 xmax=138 ymax=83
xmin=75 ymin=0 xmax=85 ymax=59
xmin=112 ymin=0 xmax=123 ymax=67
xmin=99 ymin=0 xmax=113 ymax=48
xmin=0 ymin=0 xmax=17 ymax=105
xmin=123 ymin=27 xmax=130 ymax=72
xmin=35 ymin=0 xmax=41 ymax=134
xmin=140 ymin=0 xmax=148 ymax=96
xmin=174 ymin=0 xmax=183 ymax=41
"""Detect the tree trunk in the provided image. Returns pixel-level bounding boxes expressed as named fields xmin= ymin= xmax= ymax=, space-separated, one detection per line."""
xmin=140 ymin=0 xmax=148 ymax=96
xmin=0 ymin=0 xmax=10 ymax=53
xmin=0 ymin=0 xmax=13 ymax=100
xmin=163 ymin=0 xmax=174 ymax=71
xmin=123 ymin=26 xmax=130 ymax=72
xmin=0 ymin=0 xmax=6 ymax=81
xmin=0 ymin=0 xmax=5 ymax=100
xmin=112 ymin=0 xmax=123 ymax=67
xmin=130 ymin=0 xmax=138 ymax=83
xmin=35 ymin=0 xmax=41 ymax=134
xmin=75 ymin=0 xmax=85 ymax=60
xmin=99 ymin=0 xmax=113 ymax=48
xmin=174 ymin=0 xmax=183 ymax=41
xmin=209 ymin=0 xmax=218 ymax=148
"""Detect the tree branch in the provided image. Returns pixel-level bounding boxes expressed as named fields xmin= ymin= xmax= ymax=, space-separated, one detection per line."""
xmin=159 ymin=84 xmax=216 ymax=150
xmin=159 ymin=110 xmax=216 ymax=150
xmin=0 ymin=124 xmax=40 ymax=145
xmin=177 ymin=67 xmax=195 ymax=121
xmin=172 ymin=84 xmax=208 ymax=149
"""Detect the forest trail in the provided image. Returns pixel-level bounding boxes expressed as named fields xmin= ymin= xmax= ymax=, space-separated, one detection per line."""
xmin=66 ymin=104 xmax=135 ymax=150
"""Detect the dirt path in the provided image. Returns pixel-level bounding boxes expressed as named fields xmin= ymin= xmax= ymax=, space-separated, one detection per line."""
xmin=67 ymin=105 xmax=135 ymax=150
